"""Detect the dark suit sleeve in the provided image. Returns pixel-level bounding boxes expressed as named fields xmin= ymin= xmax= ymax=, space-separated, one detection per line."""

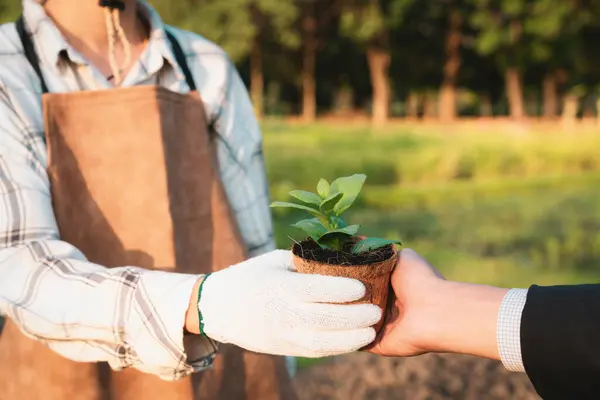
xmin=521 ymin=284 xmax=600 ymax=400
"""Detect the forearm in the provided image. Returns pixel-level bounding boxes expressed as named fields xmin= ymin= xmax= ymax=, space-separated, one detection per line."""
xmin=0 ymin=240 xmax=212 ymax=379
xmin=423 ymin=280 xmax=508 ymax=361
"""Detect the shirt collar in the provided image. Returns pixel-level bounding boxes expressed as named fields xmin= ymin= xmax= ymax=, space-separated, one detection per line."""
xmin=21 ymin=0 xmax=68 ymax=67
xmin=138 ymin=1 xmax=186 ymax=84
xmin=21 ymin=0 xmax=185 ymax=83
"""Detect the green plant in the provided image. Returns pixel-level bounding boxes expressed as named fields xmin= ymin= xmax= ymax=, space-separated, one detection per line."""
xmin=270 ymin=174 xmax=402 ymax=254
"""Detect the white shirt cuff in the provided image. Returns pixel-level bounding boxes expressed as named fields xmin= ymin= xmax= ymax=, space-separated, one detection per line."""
xmin=128 ymin=271 xmax=215 ymax=380
xmin=497 ymin=288 xmax=528 ymax=372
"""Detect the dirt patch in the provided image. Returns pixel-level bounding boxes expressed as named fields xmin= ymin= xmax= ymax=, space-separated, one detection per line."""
xmin=292 ymin=239 xmax=395 ymax=266
xmin=294 ymin=352 xmax=539 ymax=400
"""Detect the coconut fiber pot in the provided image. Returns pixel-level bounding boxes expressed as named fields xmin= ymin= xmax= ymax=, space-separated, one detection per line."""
xmin=292 ymin=245 xmax=397 ymax=333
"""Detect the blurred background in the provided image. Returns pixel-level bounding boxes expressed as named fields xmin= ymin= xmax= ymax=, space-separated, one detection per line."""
xmin=3 ymin=0 xmax=600 ymax=398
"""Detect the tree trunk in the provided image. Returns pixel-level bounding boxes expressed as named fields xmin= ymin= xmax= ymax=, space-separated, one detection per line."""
xmin=367 ymin=39 xmax=391 ymax=126
xmin=250 ymin=37 xmax=264 ymax=119
xmin=423 ymin=92 xmax=438 ymax=118
xmin=439 ymin=84 xmax=456 ymax=121
xmin=333 ymin=83 xmax=354 ymax=115
xmin=543 ymin=72 xmax=558 ymax=118
xmin=301 ymin=4 xmax=317 ymax=122
xmin=583 ymin=97 xmax=595 ymax=118
xmin=505 ymin=67 xmax=525 ymax=119
xmin=265 ymin=82 xmax=281 ymax=115
xmin=480 ymin=93 xmax=493 ymax=116
xmin=439 ymin=9 xmax=462 ymax=122
xmin=562 ymin=93 xmax=579 ymax=128
xmin=596 ymin=96 xmax=600 ymax=127
xmin=406 ymin=92 xmax=420 ymax=118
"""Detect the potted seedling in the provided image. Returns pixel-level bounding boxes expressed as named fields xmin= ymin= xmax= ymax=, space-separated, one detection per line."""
xmin=270 ymin=174 xmax=402 ymax=332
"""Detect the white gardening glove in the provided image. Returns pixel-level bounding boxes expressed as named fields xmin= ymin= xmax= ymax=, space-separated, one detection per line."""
xmin=198 ymin=250 xmax=382 ymax=358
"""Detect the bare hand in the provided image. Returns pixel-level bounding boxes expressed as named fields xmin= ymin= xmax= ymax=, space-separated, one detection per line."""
xmin=366 ymin=249 xmax=446 ymax=357
xmin=367 ymin=249 xmax=506 ymax=361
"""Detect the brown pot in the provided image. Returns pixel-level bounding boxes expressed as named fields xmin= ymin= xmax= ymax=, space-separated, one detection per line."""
xmin=292 ymin=250 xmax=397 ymax=333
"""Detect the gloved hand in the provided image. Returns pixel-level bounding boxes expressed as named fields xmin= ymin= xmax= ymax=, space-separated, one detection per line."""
xmin=198 ymin=250 xmax=382 ymax=358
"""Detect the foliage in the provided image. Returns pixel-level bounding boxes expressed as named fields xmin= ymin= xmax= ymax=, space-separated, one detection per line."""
xmin=468 ymin=0 xmax=592 ymax=72
xmin=1 ymin=0 xmax=599 ymax=115
xmin=151 ymin=0 xmax=298 ymax=62
xmin=270 ymin=174 xmax=401 ymax=254
xmin=0 ymin=0 xmax=19 ymax=24
xmin=340 ymin=0 xmax=415 ymax=43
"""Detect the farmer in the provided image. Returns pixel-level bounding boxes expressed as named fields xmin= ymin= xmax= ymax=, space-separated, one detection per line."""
xmin=0 ymin=1 xmax=381 ymax=399
xmin=369 ymin=248 xmax=600 ymax=399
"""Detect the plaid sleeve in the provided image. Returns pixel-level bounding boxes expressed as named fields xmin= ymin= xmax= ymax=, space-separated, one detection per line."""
xmin=0 ymin=86 xmax=215 ymax=380
xmin=497 ymin=288 xmax=528 ymax=372
xmin=211 ymin=60 xmax=276 ymax=258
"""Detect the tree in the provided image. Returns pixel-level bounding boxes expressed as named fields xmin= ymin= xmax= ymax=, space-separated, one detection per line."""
xmin=469 ymin=0 xmax=529 ymax=119
xmin=439 ymin=7 xmax=463 ymax=121
xmin=469 ymin=0 xmax=589 ymax=120
xmin=154 ymin=0 xmax=255 ymax=61
xmin=248 ymin=1 xmax=299 ymax=118
xmin=154 ymin=0 xmax=298 ymax=118
xmin=341 ymin=0 xmax=415 ymax=126
xmin=525 ymin=0 xmax=591 ymax=118
xmin=301 ymin=1 xmax=318 ymax=122
xmin=387 ymin=2 xmax=446 ymax=119
xmin=415 ymin=0 xmax=471 ymax=121
xmin=299 ymin=0 xmax=344 ymax=122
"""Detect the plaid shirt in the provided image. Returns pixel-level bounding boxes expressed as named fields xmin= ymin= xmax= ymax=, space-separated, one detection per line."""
xmin=0 ymin=0 xmax=275 ymax=380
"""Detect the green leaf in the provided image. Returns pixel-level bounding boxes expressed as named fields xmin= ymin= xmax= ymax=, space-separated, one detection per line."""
xmin=351 ymin=238 xmax=402 ymax=255
xmin=289 ymin=190 xmax=322 ymax=206
xmin=319 ymin=225 xmax=360 ymax=239
xmin=320 ymin=192 xmax=343 ymax=214
xmin=291 ymin=218 xmax=328 ymax=241
xmin=317 ymin=179 xmax=330 ymax=198
xmin=330 ymin=216 xmax=347 ymax=229
xmin=316 ymin=225 xmax=361 ymax=250
xmin=317 ymin=234 xmax=347 ymax=251
xmin=270 ymin=202 xmax=325 ymax=218
xmin=329 ymin=174 xmax=367 ymax=215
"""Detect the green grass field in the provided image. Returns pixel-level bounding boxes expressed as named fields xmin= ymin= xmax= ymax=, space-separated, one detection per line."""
xmin=263 ymin=121 xmax=600 ymax=287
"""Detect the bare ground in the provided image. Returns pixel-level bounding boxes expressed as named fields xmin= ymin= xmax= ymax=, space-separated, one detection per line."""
xmin=294 ymin=353 xmax=540 ymax=400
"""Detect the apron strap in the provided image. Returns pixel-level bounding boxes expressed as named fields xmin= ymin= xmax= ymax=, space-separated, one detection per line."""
xmin=164 ymin=29 xmax=197 ymax=92
xmin=16 ymin=15 xmax=197 ymax=95
xmin=164 ymin=29 xmax=216 ymax=134
xmin=15 ymin=15 xmax=50 ymax=94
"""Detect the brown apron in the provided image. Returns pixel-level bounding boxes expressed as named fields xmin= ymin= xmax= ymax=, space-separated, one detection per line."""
xmin=0 ymin=18 xmax=296 ymax=400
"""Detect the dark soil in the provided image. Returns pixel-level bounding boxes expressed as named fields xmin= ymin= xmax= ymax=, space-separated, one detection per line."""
xmin=294 ymin=352 xmax=539 ymax=400
xmin=292 ymin=238 xmax=395 ymax=266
